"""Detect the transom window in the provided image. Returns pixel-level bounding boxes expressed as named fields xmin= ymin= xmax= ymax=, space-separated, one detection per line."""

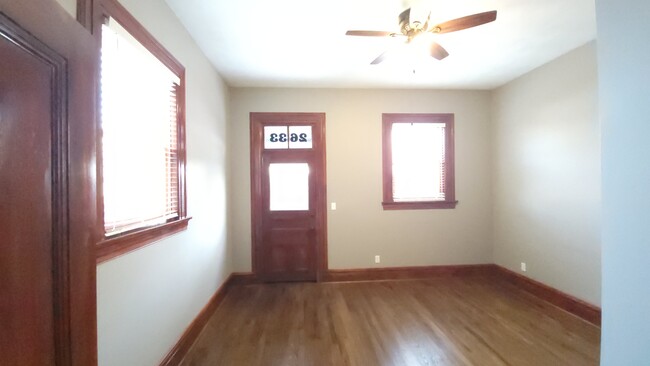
xmin=263 ymin=125 xmax=313 ymax=149
xmin=382 ymin=113 xmax=457 ymax=210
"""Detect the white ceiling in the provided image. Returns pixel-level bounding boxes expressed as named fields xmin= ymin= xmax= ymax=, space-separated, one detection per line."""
xmin=164 ymin=0 xmax=596 ymax=90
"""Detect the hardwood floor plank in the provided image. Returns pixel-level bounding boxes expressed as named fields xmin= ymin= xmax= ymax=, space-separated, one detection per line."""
xmin=180 ymin=276 xmax=599 ymax=366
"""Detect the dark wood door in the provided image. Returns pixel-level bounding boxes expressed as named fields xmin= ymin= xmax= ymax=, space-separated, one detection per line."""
xmin=0 ymin=1 xmax=99 ymax=365
xmin=250 ymin=113 xmax=327 ymax=282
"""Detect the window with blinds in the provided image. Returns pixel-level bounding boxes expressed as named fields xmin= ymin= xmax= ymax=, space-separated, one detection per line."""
xmin=100 ymin=15 xmax=185 ymax=236
xmin=382 ymin=114 xmax=457 ymax=210
xmin=391 ymin=122 xmax=446 ymax=201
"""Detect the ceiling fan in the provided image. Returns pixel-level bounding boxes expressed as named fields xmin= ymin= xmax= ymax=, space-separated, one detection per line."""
xmin=346 ymin=8 xmax=497 ymax=64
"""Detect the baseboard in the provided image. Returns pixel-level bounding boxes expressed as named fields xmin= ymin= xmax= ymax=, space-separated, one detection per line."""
xmin=229 ymin=265 xmax=493 ymax=284
xmin=323 ymin=264 xmax=494 ymax=282
xmin=493 ymin=265 xmax=601 ymax=326
xmin=159 ymin=273 xmax=235 ymax=366
xmin=229 ymin=271 xmax=260 ymax=285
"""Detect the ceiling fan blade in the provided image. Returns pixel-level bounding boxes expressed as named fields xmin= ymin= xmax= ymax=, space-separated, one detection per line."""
xmin=398 ymin=8 xmax=411 ymax=29
xmin=432 ymin=10 xmax=497 ymax=34
xmin=371 ymin=51 xmax=389 ymax=65
xmin=423 ymin=11 xmax=431 ymax=31
xmin=346 ymin=30 xmax=395 ymax=37
xmin=429 ymin=42 xmax=449 ymax=60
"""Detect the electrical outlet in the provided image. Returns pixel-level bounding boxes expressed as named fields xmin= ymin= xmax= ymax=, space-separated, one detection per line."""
xmin=374 ymin=255 xmax=381 ymax=264
xmin=331 ymin=202 xmax=337 ymax=210
xmin=521 ymin=262 xmax=527 ymax=272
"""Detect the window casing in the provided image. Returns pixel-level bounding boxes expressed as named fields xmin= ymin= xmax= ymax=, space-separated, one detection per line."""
xmin=382 ymin=113 xmax=457 ymax=210
xmin=96 ymin=0 xmax=188 ymax=262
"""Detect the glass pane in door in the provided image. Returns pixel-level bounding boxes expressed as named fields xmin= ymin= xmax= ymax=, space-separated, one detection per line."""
xmin=288 ymin=126 xmax=312 ymax=149
xmin=264 ymin=126 xmax=289 ymax=149
xmin=269 ymin=163 xmax=310 ymax=211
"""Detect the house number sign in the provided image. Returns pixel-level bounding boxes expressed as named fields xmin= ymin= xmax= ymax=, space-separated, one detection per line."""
xmin=264 ymin=125 xmax=312 ymax=149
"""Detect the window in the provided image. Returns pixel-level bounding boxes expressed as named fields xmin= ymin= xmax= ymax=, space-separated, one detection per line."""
xmin=382 ymin=113 xmax=456 ymax=210
xmin=97 ymin=0 xmax=188 ymax=262
xmin=263 ymin=125 xmax=313 ymax=149
xmin=268 ymin=163 xmax=310 ymax=211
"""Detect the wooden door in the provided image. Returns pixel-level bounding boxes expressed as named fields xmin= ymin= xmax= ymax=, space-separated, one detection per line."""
xmin=0 ymin=1 xmax=99 ymax=365
xmin=250 ymin=113 xmax=327 ymax=282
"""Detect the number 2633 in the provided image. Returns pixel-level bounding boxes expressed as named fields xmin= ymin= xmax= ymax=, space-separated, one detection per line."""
xmin=269 ymin=133 xmax=308 ymax=143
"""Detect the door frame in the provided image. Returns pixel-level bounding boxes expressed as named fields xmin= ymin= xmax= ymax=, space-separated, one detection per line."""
xmin=0 ymin=1 xmax=100 ymax=365
xmin=250 ymin=112 xmax=328 ymax=281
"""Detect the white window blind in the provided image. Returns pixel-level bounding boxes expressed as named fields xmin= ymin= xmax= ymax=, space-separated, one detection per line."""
xmin=391 ymin=122 xmax=446 ymax=202
xmin=101 ymin=19 xmax=181 ymax=236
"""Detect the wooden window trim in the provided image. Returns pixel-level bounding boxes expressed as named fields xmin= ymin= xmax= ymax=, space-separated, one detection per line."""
xmin=100 ymin=0 xmax=184 ymax=74
xmin=96 ymin=218 xmax=190 ymax=263
xmin=76 ymin=0 xmax=94 ymax=32
xmin=96 ymin=0 xmax=189 ymax=262
xmin=382 ymin=113 xmax=457 ymax=210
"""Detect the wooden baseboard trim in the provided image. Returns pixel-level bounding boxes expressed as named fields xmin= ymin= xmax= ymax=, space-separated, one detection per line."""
xmin=323 ymin=264 xmax=494 ymax=282
xmin=229 ymin=271 xmax=260 ymax=285
xmin=493 ymin=265 xmax=601 ymax=326
xmin=159 ymin=273 xmax=234 ymax=366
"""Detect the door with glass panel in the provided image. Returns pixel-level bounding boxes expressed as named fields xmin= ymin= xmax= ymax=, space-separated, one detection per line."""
xmin=250 ymin=113 xmax=327 ymax=282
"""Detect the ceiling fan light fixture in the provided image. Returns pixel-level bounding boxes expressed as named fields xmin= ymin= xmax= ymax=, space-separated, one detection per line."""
xmin=345 ymin=8 xmax=497 ymax=65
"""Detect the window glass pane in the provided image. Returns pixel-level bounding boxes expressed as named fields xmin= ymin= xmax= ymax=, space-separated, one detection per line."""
xmin=101 ymin=19 xmax=179 ymax=235
xmin=269 ymin=163 xmax=310 ymax=211
xmin=288 ymin=126 xmax=313 ymax=149
xmin=391 ymin=122 xmax=446 ymax=201
xmin=264 ymin=126 xmax=289 ymax=149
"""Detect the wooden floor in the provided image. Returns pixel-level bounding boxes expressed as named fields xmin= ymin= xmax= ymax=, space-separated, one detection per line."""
xmin=180 ymin=276 xmax=600 ymax=366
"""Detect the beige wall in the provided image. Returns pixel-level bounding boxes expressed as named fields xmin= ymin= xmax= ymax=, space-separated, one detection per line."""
xmin=229 ymin=88 xmax=493 ymax=271
xmin=491 ymin=42 xmax=600 ymax=305
xmin=96 ymin=0 xmax=231 ymax=365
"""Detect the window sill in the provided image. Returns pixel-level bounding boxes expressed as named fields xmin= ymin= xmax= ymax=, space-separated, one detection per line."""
xmin=382 ymin=201 xmax=458 ymax=210
xmin=96 ymin=217 xmax=191 ymax=264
